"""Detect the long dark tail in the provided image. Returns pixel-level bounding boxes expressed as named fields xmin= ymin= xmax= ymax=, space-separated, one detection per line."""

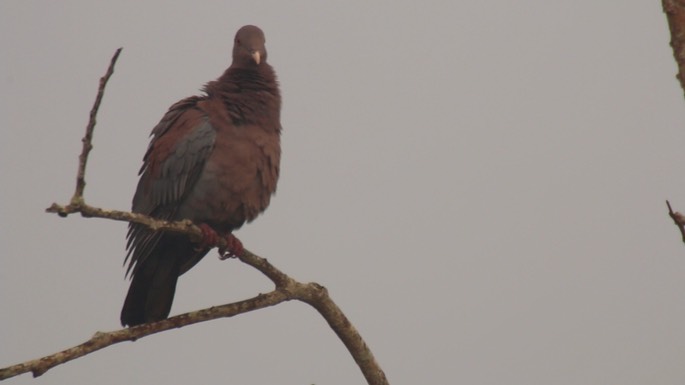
xmin=120 ymin=252 xmax=180 ymax=327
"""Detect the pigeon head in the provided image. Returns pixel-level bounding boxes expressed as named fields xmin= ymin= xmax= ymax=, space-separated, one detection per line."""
xmin=232 ymin=25 xmax=267 ymax=67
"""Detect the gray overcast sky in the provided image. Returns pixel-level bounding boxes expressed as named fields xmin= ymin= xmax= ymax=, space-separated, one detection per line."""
xmin=2 ymin=1 xmax=685 ymax=384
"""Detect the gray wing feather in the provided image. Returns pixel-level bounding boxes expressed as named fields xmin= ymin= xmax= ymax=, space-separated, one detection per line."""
xmin=125 ymin=117 xmax=216 ymax=277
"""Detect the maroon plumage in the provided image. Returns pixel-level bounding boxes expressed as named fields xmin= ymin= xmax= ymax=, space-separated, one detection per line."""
xmin=121 ymin=25 xmax=281 ymax=327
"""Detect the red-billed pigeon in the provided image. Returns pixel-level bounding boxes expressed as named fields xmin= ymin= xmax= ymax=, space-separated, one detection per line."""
xmin=121 ymin=25 xmax=281 ymax=327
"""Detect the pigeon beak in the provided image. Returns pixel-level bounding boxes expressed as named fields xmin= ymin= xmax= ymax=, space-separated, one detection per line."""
xmin=251 ymin=50 xmax=261 ymax=65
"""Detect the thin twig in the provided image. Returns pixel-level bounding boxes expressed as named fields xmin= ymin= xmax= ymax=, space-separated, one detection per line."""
xmin=667 ymin=200 xmax=685 ymax=243
xmin=3 ymin=48 xmax=389 ymax=385
xmin=69 ymin=48 xmax=122 ymax=209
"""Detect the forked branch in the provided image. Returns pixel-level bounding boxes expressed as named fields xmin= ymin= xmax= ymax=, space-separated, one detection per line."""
xmin=0 ymin=49 xmax=389 ymax=385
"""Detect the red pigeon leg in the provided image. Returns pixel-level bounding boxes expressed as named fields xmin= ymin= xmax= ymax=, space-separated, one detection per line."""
xmin=197 ymin=223 xmax=221 ymax=250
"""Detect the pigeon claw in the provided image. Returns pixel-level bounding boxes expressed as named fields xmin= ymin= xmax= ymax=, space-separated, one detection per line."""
xmin=218 ymin=233 xmax=244 ymax=260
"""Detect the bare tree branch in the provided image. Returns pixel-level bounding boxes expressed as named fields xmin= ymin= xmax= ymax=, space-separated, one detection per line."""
xmin=663 ymin=0 xmax=685 ymax=98
xmin=0 ymin=49 xmax=389 ymax=385
xmin=0 ymin=289 xmax=290 ymax=379
xmin=662 ymin=2 xmax=685 ymax=242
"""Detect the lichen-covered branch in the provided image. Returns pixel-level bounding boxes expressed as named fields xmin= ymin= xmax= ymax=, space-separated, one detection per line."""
xmin=46 ymin=201 xmax=207 ymax=243
xmin=1 ymin=49 xmax=389 ymax=385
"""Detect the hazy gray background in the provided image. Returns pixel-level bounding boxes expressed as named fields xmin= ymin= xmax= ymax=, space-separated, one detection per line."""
xmin=2 ymin=1 xmax=685 ymax=384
